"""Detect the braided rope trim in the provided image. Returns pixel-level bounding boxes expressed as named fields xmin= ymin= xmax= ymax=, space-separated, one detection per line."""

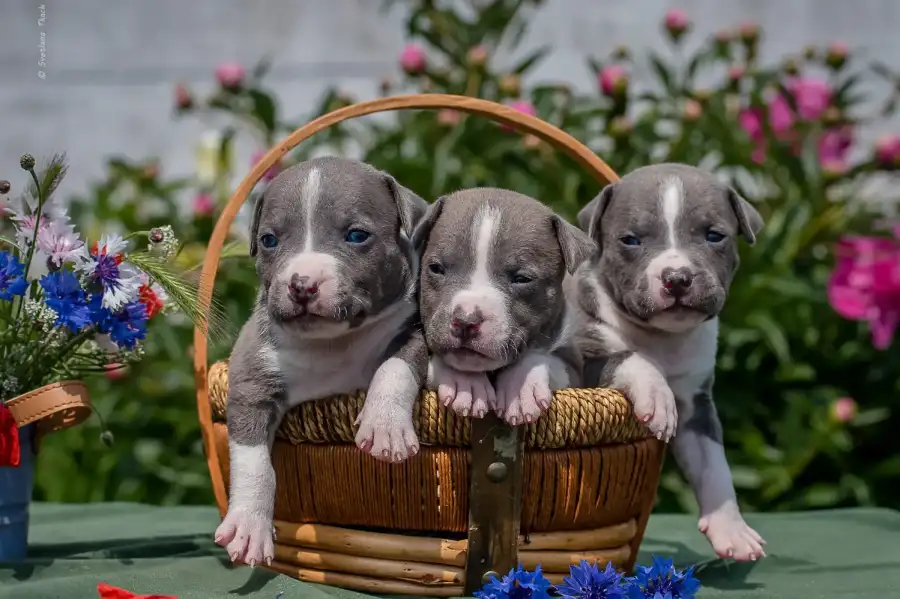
xmin=207 ymin=361 xmax=649 ymax=449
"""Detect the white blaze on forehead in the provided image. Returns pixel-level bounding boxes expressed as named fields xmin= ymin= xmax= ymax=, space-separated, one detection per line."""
xmin=449 ymin=204 xmax=509 ymax=339
xmin=302 ymin=167 xmax=322 ymax=252
xmin=660 ymin=176 xmax=685 ymax=249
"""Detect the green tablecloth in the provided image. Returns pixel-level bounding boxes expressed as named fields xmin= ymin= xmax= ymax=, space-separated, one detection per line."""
xmin=2 ymin=503 xmax=899 ymax=598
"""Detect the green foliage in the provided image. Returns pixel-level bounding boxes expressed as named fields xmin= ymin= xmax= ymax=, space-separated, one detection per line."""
xmin=31 ymin=0 xmax=900 ymax=513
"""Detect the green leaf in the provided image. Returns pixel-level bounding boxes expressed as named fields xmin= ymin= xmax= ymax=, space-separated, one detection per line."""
xmin=745 ymin=311 xmax=792 ymax=363
xmin=648 ymin=53 xmax=673 ymax=92
xmin=512 ymin=45 xmax=550 ymax=74
xmin=248 ymin=90 xmax=278 ymax=134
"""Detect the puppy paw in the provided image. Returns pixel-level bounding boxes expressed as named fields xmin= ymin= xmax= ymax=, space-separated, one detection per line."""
xmin=628 ymin=375 xmax=678 ymax=442
xmin=355 ymin=358 xmax=420 ymax=462
xmin=355 ymin=408 xmax=420 ymax=463
xmin=495 ymin=357 xmax=553 ymax=426
xmin=215 ymin=506 xmax=275 ymax=567
xmin=429 ymin=357 xmax=494 ymax=418
xmin=699 ymin=508 xmax=767 ymax=562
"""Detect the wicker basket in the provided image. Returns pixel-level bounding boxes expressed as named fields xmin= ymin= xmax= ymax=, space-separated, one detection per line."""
xmin=192 ymin=94 xmax=665 ymax=596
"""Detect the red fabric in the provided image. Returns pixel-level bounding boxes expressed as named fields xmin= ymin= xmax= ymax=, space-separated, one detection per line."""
xmin=97 ymin=583 xmax=178 ymax=599
xmin=0 ymin=403 xmax=20 ymax=468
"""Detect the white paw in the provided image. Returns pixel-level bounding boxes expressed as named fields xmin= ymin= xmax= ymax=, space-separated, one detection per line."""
xmin=355 ymin=404 xmax=420 ymax=463
xmin=699 ymin=508 xmax=767 ymax=561
xmin=355 ymin=357 xmax=421 ymax=462
xmin=429 ymin=356 xmax=494 ymax=418
xmin=494 ymin=357 xmax=554 ymax=426
xmin=214 ymin=506 xmax=275 ymax=567
xmin=628 ymin=375 xmax=678 ymax=442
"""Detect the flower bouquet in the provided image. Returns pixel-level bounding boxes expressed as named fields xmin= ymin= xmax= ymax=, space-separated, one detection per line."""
xmin=0 ymin=154 xmax=220 ymax=560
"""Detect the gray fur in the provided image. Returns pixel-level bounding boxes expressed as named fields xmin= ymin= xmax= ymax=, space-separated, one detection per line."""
xmin=683 ymin=373 xmax=723 ymax=444
xmin=583 ymin=350 xmax=634 ymax=389
xmin=417 ymin=187 xmax=594 ymax=372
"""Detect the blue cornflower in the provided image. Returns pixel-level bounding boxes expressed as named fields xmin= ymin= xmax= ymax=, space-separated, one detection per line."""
xmin=39 ymin=270 xmax=92 ymax=331
xmin=474 ymin=564 xmax=552 ymax=599
xmin=90 ymin=295 xmax=148 ymax=349
xmin=0 ymin=251 xmax=29 ymax=301
xmin=625 ymin=556 xmax=701 ymax=599
xmin=557 ymin=560 xmax=627 ymax=599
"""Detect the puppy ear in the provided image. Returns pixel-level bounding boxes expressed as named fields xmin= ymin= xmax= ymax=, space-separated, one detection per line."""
xmin=578 ymin=183 xmax=616 ymax=241
xmin=382 ymin=173 xmax=429 ymax=240
xmin=552 ymin=215 xmax=597 ymax=274
xmin=410 ymin=196 xmax=445 ymax=253
xmin=727 ymin=188 xmax=764 ymax=246
xmin=249 ymin=191 xmax=266 ymax=257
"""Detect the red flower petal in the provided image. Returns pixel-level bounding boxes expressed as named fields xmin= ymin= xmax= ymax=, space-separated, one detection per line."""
xmin=0 ymin=404 xmax=20 ymax=468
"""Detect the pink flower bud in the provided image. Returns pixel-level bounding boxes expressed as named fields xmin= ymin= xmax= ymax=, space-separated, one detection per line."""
xmin=727 ymin=65 xmax=745 ymax=81
xmin=738 ymin=21 xmax=760 ymax=44
xmin=251 ymin=150 xmax=282 ymax=181
xmin=467 ymin=45 xmax=489 ymax=67
xmin=192 ymin=192 xmax=215 ymax=217
xmin=683 ymin=99 xmax=702 ymax=121
xmin=174 ymin=83 xmax=193 ymax=110
xmin=830 ymin=397 xmax=858 ymax=423
xmin=104 ymin=363 xmax=128 ymax=382
xmin=599 ymin=65 xmax=628 ymax=97
xmin=399 ymin=44 xmax=426 ymax=75
xmin=825 ymin=42 xmax=849 ymax=69
xmin=437 ymin=109 xmax=462 ymax=127
xmin=215 ymin=62 xmax=245 ymax=90
xmin=664 ymin=9 xmax=690 ymax=39
xmin=500 ymin=100 xmax=537 ymax=131
xmin=874 ymin=135 xmax=900 ymax=168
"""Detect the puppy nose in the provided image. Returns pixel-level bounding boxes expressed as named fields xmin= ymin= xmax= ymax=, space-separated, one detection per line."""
xmin=450 ymin=306 xmax=484 ymax=341
xmin=289 ymin=274 xmax=319 ymax=304
xmin=661 ymin=267 xmax=693 ymax=298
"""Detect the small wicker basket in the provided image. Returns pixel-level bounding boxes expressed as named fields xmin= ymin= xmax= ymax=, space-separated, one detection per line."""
xmin=193 ymin=94 xmax=665 ymax=597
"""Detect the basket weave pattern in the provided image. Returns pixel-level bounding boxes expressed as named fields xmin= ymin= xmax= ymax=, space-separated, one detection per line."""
xmin=208 ymin=361 xmax=649 ymax=449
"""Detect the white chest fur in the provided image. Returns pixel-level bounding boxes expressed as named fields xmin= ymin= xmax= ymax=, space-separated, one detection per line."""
xmin=271 ymin=301 xmax=416 ymax=407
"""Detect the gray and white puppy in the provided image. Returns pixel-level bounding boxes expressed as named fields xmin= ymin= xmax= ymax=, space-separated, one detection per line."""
xmin=215 ymin=156 xmax=428 ymax=567
xmin=570 ymin=163 xmax=766 ymax=561
xmin=413 ymin=188 xmax=595 ymax=425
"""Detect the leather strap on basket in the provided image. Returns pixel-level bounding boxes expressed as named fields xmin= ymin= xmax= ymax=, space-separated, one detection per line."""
xmin=192 ymin=93 xmax=621 ymax=516
xmin=6 ymin=380 xmax=92 ymax=434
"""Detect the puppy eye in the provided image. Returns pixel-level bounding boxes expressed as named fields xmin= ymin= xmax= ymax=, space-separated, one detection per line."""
xmin=345 ymin=229 xmax=371 ymax=244
xmin=619 ymin=235 xmax=641 ymax=247
xmin=705 ymin=229 xmax=726 ymax=243
xmin=510 ymin=273 xmax=533 ymax=285
xmin=428 ymin=263 xmax=446 ymax=275
xmin=259 ymin=233 xmax=278 ymax=249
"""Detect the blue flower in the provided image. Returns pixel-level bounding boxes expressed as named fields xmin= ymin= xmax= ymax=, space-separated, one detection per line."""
xmin=0 ymin=251 xmax=29 ymax=301
xmin=557 ymin=560 xmax=627 ymax=599
xmin=474 ymin=564 xmax=552 ymax=599
xmin=625 ymin=556 xmax=701 ymax=599
xmin=39 ymin=270 xmax=92 ymax=331
xmin=90 ymin=295 xmax=148 ymax=349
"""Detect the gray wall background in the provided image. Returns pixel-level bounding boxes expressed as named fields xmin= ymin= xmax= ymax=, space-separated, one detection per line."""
xmin=1 ymin=0 xmax=898 ymax=201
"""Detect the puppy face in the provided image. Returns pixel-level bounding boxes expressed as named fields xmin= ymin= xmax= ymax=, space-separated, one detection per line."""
xmin=577 ymin=163 xmax=763 ymax=333
xmin=414 ymin=188 xmax=594 ymax=372
xmin=250 ymin=156 xmax=426 ymax=338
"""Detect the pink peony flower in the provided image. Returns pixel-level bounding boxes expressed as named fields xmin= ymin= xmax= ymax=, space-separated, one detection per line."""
xmin=599 ymin=65 xmax=628 ymax=96
xmin=830 ymin=397 xmax=858 ymax=423
xmin=874 ymin=135 xmax=900 ymax=167
xmin=786 ymin=77 xmax=832 ymax=121
xmin=192 ymin=193 xmax=215 ymax=217
xmin=437 ymin=109 xmax=462 ymax=126
xmin=215 ymin=62 xmax=245 ymax=90
xmin=727 ymin=65 xmax=745 ymax=81
xmin=399 ymin=44 xmax=426 ymax=74
xmin=250 ymin=149 xmax=281 ymax=182
xmin=828 ymin=234 xmax=900 ymax=349
xmin=664 ymin=9 xmax=690 ymax=38
xmin=819 ymin=126 xmax=853 ymax=170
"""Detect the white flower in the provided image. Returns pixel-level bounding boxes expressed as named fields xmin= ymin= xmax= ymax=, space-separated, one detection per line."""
xmin=71 ymin=234 xmax=143 ymax=311
xmin=36 ymin=218 xmax=84 ymax=266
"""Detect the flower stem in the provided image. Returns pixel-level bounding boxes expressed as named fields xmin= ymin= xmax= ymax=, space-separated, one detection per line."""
xmin=13 ymin=169 xmax=47 ymax=328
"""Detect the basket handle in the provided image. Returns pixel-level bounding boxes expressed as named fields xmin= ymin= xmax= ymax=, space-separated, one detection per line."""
xmin=192 ymin=93 xmax=620 ymax=515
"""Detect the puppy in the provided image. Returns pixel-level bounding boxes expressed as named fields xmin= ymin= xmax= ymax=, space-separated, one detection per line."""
xmin=215 ymin=156 xmax=428 ymax=566
xmin=413 ymin=188 xmax=595 ymax=426
xmin=571 ymin=162 xmax=766 ymax=561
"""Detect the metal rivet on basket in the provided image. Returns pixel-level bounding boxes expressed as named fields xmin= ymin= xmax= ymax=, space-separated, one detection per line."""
xmin=482 ymin=570 xmax=499 ymax=584
xmin=486 ymin=461 xmax=508 ymax=483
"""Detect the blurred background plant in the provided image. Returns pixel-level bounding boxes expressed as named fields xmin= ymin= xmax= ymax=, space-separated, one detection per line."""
xmin=21 ymin=0 xmax=900 ymax=514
